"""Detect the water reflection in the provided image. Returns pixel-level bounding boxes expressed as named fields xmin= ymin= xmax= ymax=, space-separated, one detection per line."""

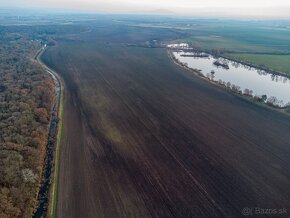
xmin=173 ymin=51 xmax=290 ymax=107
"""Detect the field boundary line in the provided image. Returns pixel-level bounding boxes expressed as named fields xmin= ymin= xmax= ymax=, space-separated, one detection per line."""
xmin=36 ymin=46 xmax=65 ymax=218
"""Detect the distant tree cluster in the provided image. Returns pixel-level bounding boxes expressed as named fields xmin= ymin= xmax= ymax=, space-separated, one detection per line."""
xmin=0 ymin=33 xmax=55 ymax=217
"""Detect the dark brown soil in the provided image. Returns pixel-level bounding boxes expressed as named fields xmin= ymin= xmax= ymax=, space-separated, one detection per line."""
xmin=42 ymin=42 xmax=290 ymax=218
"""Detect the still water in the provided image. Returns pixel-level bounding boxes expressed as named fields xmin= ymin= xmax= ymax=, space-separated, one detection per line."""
xmin=173 ymin=51 xmax=290 ymax=107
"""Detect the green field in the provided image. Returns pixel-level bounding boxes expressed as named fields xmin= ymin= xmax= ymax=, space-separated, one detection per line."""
xmin=154 ymin=20 xmax=290 ymax=54
xmin=183 ymin=35 xmax=269 ymax=53
xmin=164 ymin=20 xmax=290 ymax=74
xmin=225 ymin=53 xmax=290 ymax=74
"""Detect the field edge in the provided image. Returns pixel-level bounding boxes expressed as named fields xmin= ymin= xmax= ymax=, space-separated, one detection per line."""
xmin=37 ymin=47 xmax=65 ymax=218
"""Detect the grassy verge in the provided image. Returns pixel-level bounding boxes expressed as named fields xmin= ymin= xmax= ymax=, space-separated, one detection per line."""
xmin=50 ymin=80 xmax=64 ymax=218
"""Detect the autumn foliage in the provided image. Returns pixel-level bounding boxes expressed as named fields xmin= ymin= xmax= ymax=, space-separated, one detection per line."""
xmin=0 ymin=34 xmax=55 ymax=217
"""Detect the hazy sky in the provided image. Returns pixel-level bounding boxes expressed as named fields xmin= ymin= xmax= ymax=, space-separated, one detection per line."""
xmin=2 ymin=0 xmax=290 ymax=18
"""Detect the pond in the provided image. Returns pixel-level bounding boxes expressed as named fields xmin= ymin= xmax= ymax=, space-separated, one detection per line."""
xmin=172 ymin=50 xmax=290 ymax=107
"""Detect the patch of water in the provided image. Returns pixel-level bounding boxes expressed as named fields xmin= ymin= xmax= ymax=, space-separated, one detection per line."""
xmin=173 ymin=51 xmax=290 ymax=107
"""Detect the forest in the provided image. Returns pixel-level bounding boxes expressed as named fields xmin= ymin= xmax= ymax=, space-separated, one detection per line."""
xmin=0 ymin=31 xmax=55 ymax=217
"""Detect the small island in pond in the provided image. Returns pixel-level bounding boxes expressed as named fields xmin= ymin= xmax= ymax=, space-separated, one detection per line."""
xmin=213 ymin=60 xmax=229 ymax=69
xmin=181 ymin=53 xmax=209 ymax=58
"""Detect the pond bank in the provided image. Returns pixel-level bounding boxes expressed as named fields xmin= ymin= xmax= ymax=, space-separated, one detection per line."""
xmin=167 ymin=49 xmax=290 ymax=115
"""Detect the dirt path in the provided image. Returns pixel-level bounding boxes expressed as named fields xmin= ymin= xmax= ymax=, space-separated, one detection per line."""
xmin=36 ymin=47 xmax=64 ymax=218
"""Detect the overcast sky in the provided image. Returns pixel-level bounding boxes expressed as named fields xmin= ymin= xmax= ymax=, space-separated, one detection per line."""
xmin=2 ymin=0 xmax=290 ymax=18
